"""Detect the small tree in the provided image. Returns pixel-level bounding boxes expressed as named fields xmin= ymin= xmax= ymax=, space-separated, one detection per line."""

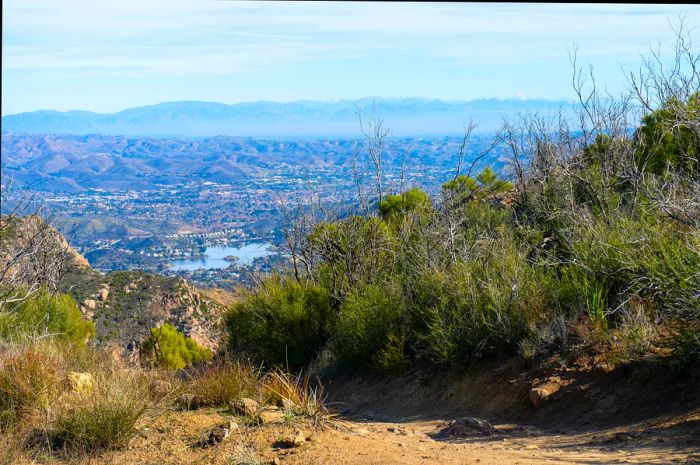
xmin=141 ymin=323 xmax=211 ymax=370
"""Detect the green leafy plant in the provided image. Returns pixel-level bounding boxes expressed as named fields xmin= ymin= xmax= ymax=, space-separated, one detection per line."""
xmin=141 ymin=324 xmax=212 ymax=370
xmin=0 ymin=288 xmax=95 ymax=344
xmin=226 ymin=277 xmax=332 ymax=370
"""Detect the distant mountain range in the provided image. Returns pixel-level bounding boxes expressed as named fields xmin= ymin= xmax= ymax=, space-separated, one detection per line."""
xmin=1 ymin=98 xmax=576 ymax=138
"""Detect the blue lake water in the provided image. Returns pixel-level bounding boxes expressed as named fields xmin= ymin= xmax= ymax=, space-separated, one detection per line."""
xmin=169 ymin=243 xmax=273 ymax=271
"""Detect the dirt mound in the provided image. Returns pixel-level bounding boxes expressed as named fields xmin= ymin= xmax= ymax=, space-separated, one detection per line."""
xmin=326 ymin=355 xmax=700 ymax=433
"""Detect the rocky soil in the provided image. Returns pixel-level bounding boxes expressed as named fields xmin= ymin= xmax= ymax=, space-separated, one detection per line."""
xmin=10 ymin=404 xmax=698 ymax=465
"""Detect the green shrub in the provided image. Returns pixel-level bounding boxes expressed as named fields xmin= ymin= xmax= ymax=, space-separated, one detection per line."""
xmin=0 ymin=288 xmax=95 ymax=344
xmin=566 ymin=214 xmax=700 ymax=319
xmin=307 ymin=216 xmax=397 ymax=301
xmin=141 ymin=323 xmax=212 ymax=370
xmin=226 ymin=277 xmax=332 ymax=370
xmin=330 ymin=283 xmax=404 ymax=368
xmin=409 ymin=238 xmax=555 ymax=365
xmin=442 ymin=167 xmax=513 ymax=202
xmin=379 ymin=188 xmax=432 ymax=220
xmin=671 ymin=326 xmax=700 ymax=376
xmin=635 ymin=92 xmax=700 ymax=176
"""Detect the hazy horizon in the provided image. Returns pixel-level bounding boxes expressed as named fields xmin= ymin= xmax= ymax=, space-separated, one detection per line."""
xmin=2 ymin=95 xmax=575 ymax=117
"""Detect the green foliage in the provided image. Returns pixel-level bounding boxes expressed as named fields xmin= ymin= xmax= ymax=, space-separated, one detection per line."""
xmin=442 ymin=167 xmax=512 ymax=202
xmin=224 ymin=91 xmax=700 ymax=375
xmin=635 ymin=92 xmax=700 ymax=176
xmin=141 ymin=323 xmax=211 ymax=370
xmin=378 ymin=187 xmax=432 ymax=220
xmin=226 ymin=277 xmax=332 ymax=370
xmin=0 ymin=288 xmax=95 ymax=344
xmin=372 ymin=331 xmax=408 ymax=372
xmin=671 ymin=326 xmax=700 ymax=376
xmin=331 ymin=283 xmax=404 ymax=368
xmin=408 ymin=238 xmax=554 ymax=365
xmin=307 ymin=216 xmax=396 ymax=300
xmin=583 ymin=278 xmax=608 ymax=331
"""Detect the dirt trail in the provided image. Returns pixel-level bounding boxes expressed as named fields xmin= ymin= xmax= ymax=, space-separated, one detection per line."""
xmin=12 ymin=357 xmax=700 ymax=464
xmin=36 ymin=407 xmax=698 ymax=465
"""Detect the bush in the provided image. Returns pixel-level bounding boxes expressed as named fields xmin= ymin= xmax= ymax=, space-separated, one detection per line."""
xmin=565 ymin=213 xmax=700 ymax=319
xmin=671 ymin=326 xmax=700 ymax=376
xmin=635 ymin=92 xmax=700 ymax=176
xmin=409 ymin=237 xmax=555 ymax=365
xmin=226 ymin=277 xmax=332 ymax=370
xmin=141 ymin=323 xmax=212 ymax=370
xmin=0 ymin=288 xmax=95 ymax=344
xmin=330 ymin=282 xmax=405 ymax=368
xmin=378 ymin=187 xmax=432 ymax=220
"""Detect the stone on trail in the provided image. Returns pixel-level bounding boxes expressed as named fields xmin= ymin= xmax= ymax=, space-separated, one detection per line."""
xmin=437 ymin=417 xmax=498 ymax=438
xmin=230 ymin=397 xmax=260 ymax=417
xmin=282 ymin=428 xmax=308 ymax=447
xmin=199 ymin=420 xmax=238 ymax=448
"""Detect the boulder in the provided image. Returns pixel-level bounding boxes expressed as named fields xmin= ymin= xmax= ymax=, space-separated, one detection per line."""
xmin=97 ymin=288 xmax=109 ymax=302
xmin=177 ymin=393 xmax=206 ymax=410
xmin=230 ymin=397 xmax=260 ymax=417
xmin=259 ymin=409 xmax=285 ymax=424
xmin=529 ymin=380 xmax=562 ymax=408
xmin=83 ymin=299 xmax=96 ymax=310
xmin=67 ymin=372 xmax=95 ymax=394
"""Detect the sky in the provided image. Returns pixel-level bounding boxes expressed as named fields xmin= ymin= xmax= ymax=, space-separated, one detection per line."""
xmin=2 ymin=2 xmax=699 ymax=115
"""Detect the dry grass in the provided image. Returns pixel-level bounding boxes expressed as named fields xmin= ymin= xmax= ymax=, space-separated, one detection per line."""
xmin=262 ymin=370 xmax=333 ymax=429
xmin=181 ymin=360 xmax=262 ymax=409
xmin=0 ymin=340 xmax=155 ymax=458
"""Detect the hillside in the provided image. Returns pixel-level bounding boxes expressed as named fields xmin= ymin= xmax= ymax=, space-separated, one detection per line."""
xmin=1 ymin=132 xmax=502 ymax=193
xmin=0 ymin=214 xmax=230 ymax=356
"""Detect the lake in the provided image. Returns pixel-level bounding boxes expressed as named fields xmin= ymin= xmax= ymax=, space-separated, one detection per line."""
xmin=169 ymin=243 xmax=273 ymax=271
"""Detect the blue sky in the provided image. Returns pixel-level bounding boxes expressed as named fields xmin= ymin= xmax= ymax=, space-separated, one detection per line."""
xmin=2 ymin=2 xmax=699 ymax=115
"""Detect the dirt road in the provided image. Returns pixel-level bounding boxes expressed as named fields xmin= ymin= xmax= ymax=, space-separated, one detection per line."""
xmin=43 ymin=407 xmax=698 ymax=465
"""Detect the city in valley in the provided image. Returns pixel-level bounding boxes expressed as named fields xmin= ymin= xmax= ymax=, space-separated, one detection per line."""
xmin=2 ymin=130 xmax=504 ymax=287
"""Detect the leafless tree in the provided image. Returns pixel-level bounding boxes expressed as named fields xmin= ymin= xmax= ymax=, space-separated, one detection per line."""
xmin=0 ymin=177 xmax=75 ymax=309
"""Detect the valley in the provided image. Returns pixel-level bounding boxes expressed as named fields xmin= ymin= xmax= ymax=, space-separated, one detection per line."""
xmin=1 ymin=131 xmax=504 ymax=285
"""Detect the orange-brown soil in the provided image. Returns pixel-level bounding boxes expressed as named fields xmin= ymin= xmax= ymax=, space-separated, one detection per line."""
xmin=9 ymin=355 xmax=700 ymax=464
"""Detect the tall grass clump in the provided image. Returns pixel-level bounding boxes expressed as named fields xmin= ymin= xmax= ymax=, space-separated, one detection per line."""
xmin=262 ymin=370 xmax=332 ymax=428
xmin=49 ymin=370 xmax=150 ymax=455
xmin=0 ymin=342 xmax=63 ymax=432
xmin=0 ymin=340 xmax=153 ymax=458
xmin=183 ymin=360 xmax=262 ymax=409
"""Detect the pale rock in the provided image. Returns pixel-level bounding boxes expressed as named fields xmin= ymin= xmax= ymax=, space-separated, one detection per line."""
xmin=67 ymin=372 xmax=95 ymax=394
